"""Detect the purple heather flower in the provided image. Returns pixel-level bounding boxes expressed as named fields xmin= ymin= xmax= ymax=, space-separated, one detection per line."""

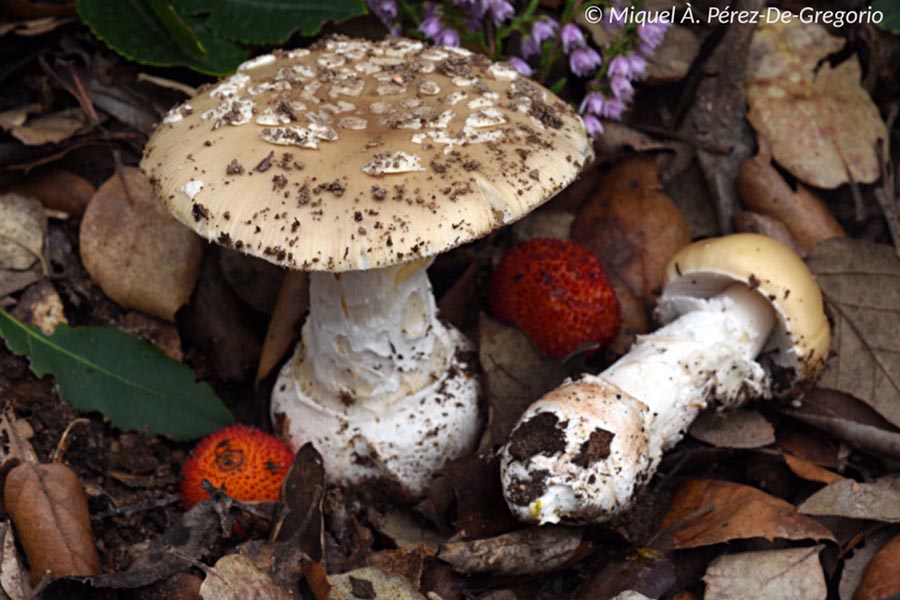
xmin=561 ymin=23 xmax=585 ymax=54
xmin=521 ymin=35 xmax=540 ymax=58
xmin=419 ymin=15 xmax=444 ymax=38
xmin=436 ymin=28 xmax=461 ymax=46
xmin=607 ymin=55 xmax=632 ymax=79
xmin=628 ymin=53 xmax=648 ymax=78
xmin=579 ymin=91 xmax=605 ymax=115
xmin=508 ymin=57 xmax=533 ymax=77
xmin=453 ymin=0 xmax=487 ymax=18
xmin=532 ymin=18 xmax=558 ymax=43
xmin=486 ymin=0 xmax=514 ymax=24
xmin=583 ymin=114 xmax=604 ymax=136
xmin=366 ymin=0 xmax=399 ymax=33
xmin=610 ymin=74 xmax=634 ymax=102
xmin=599 ymin=96 xmax=625 ymax=120
xmin=637 ymin=20 xmax=668 ymax=55
xmin=569 ymin=47 xmax=602 ymax=77
xmin=522 ymin=18 xmax=557 ymax=58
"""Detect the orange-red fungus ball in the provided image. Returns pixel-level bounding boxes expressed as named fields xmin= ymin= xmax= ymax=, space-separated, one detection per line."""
xmin=180 ymin=424 xmax=294 ymax=508
xmin=488 ymin=238 xmax=621 ymax=359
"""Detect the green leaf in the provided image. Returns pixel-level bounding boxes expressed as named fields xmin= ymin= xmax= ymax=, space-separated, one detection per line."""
xmin=77 ymin=0 xmax=246 ymax=75
xmin=874 ymin=0 xmax=900 ymax=34
xmin=172 ymin=0 xmax=367 ymax=44
xmin=0 ymin=310 xmax=233 ymax=440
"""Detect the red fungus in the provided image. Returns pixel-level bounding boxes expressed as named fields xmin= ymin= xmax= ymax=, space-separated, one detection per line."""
xmin=180 ymin=424 xmax=294 ymax=508
xmin=488 ymin=238 xmax=621 ymax=359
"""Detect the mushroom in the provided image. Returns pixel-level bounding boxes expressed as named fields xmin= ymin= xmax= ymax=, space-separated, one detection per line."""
xmin=500 ymin=234 xmax=831 ymax=524
xmin=141 ymin=37 xmax=593 ymax=498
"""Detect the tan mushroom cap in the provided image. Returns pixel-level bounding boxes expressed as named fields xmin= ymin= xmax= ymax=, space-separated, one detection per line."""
xmin=660 ymin=233 xmax=830 ymax=390
xmin=140 ymin=37 xmax=593 ymax=272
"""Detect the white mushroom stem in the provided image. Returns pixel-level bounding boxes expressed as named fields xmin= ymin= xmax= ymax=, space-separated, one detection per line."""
xmin=271 ymin=260 xmax=480 ymax=498
xmin=501 ymin=284 xmax=777 ymax=524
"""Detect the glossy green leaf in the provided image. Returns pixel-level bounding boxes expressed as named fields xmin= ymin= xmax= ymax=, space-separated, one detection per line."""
xmin=172 ymin=0 xmax=367 ymax=44
xmin=0 ymin=310 xmax=233 ymax=440
xmin=77 ymin=0 xmax=246 ymax=75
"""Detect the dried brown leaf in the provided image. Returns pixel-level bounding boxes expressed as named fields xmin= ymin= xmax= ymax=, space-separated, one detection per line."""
xmin=571 ymin=553 xmax=676 ymax=600
xmin=199 ymin=554 xmax=291 ymax=600
xmin=645 ymin=25 xmax=700 ymax=84
xmin=657 ymin=479 xmax=835 ymax=550
xmin=571 ymin=156 xmax=691 ymax=308
xmin=257 ymin=271 xmax=308 ymax=382
xmin=733 ymin=210 xmax=802 ymax=255
xmin=218 ymin=248 xmax=284 ymax=315
xmin=0 ymin=266 xmax=42 ymax=299
xmin=689 ymin=409 xmax=775 ymax=449
xmin=272 ymin=443 xmax=324 ymax=561
xmin=0 ymin=104 xmax=40 ymax=131
xmin=839 ymin=527 xmax=898 ymax=600
xmin=0 ymin=520 xmax=30 ymax=600
xmin=808 ymin=239 xmax=900 ymax=427
xmin=0 ymin=193 xmax=45 ymax=271
xmin=704 ymin=546 xmax=826 ymax=600
xmin=478 ymin=314 xmax=570 ymax=445
xmin=367 ymin=508 xmax=445 ymax=552
xmin=4 ymin=462 xmax=100 ymax=584
xmin=437 ymin=526 xmax=582 ymax=576
xmin=80 ymin=167 xmax=203 ymax=321
xmin=799 ymin=477 xmax=900 ymax=523
xmin=87 ymin=494 xmax=231 ymax=589
xmin=683 ymin=0 xmax=761 ymax=232
xmin=182 ymin=252 xmax=261 ymax=381
xmin=746 ymin=21 xmax=888 ymax=188
xmin=738 ymin=143 xmax=845 ymax=255
xmin=10 ymin=108 xmax=87 ymax=146
xmin=8 ymin=169 xmax=96 ymax=216
xmin=330 ymin=567 xmax=426 ymax=600
xmin=781 ymin=389 xmax=900 ymax=462
xmin=853 ymin=533 xmax=900 ymax=600
xmin=782 ymin=453 xmax=844 ymax=485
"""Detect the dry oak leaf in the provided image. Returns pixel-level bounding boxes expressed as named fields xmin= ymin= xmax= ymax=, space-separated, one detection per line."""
xmin=8 ymin=169 xmax=96 ymax=216
xmin=0 ymin=193 xmax=46 ymax=271
xmin=737 ymin=141 xmax=845 ymax=256
xmin=704 ymin=546 xmax=826 ymax=600
xmin=79 ymin=167 xmax=203 ymax=321
xmin=4 ymin=462 xmax=101 ymax=584
xmin=571 ymin=156 xmax=691 ymax=308
xmin=853 ymin=533 xmax=900 ymax=600
xmin=657 ymin=479 xmax=835 ymax=550
xmin=10 ymin=108 xmax=88 ymax=146
xmin=745 ymin=20 xmax=888 ymax=189
xmin=199 ymin=554 xmax=291 ymax=600
xmin=0 ymin=520 xmax=30 ymax=600
xmin=689 ymin=408 xmax=775 ymax=449
xmin=437 ymin=525 xmax=583 ymax=575
xmin=807 ymin=239 xmax=900 ymax=428
xmin=782 ymin=453 xmax=844 ymax=486
xmin=799 ymin=477 xmax=900 ymax=523
xmin=329 ymin=567 xmax=426 ymax=600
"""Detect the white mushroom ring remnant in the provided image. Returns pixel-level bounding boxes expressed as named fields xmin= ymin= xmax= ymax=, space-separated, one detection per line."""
xmin=141 ymin=36 xmax=594 ymax=498
xmin=500 ymin=234 xmax=831 ymax=524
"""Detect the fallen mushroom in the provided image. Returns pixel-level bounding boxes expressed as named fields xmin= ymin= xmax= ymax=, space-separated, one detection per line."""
xmin=141 ymin=37 xmax=593 ymax=498
xmin=500 ymin=233 xmax=831 ymax=524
